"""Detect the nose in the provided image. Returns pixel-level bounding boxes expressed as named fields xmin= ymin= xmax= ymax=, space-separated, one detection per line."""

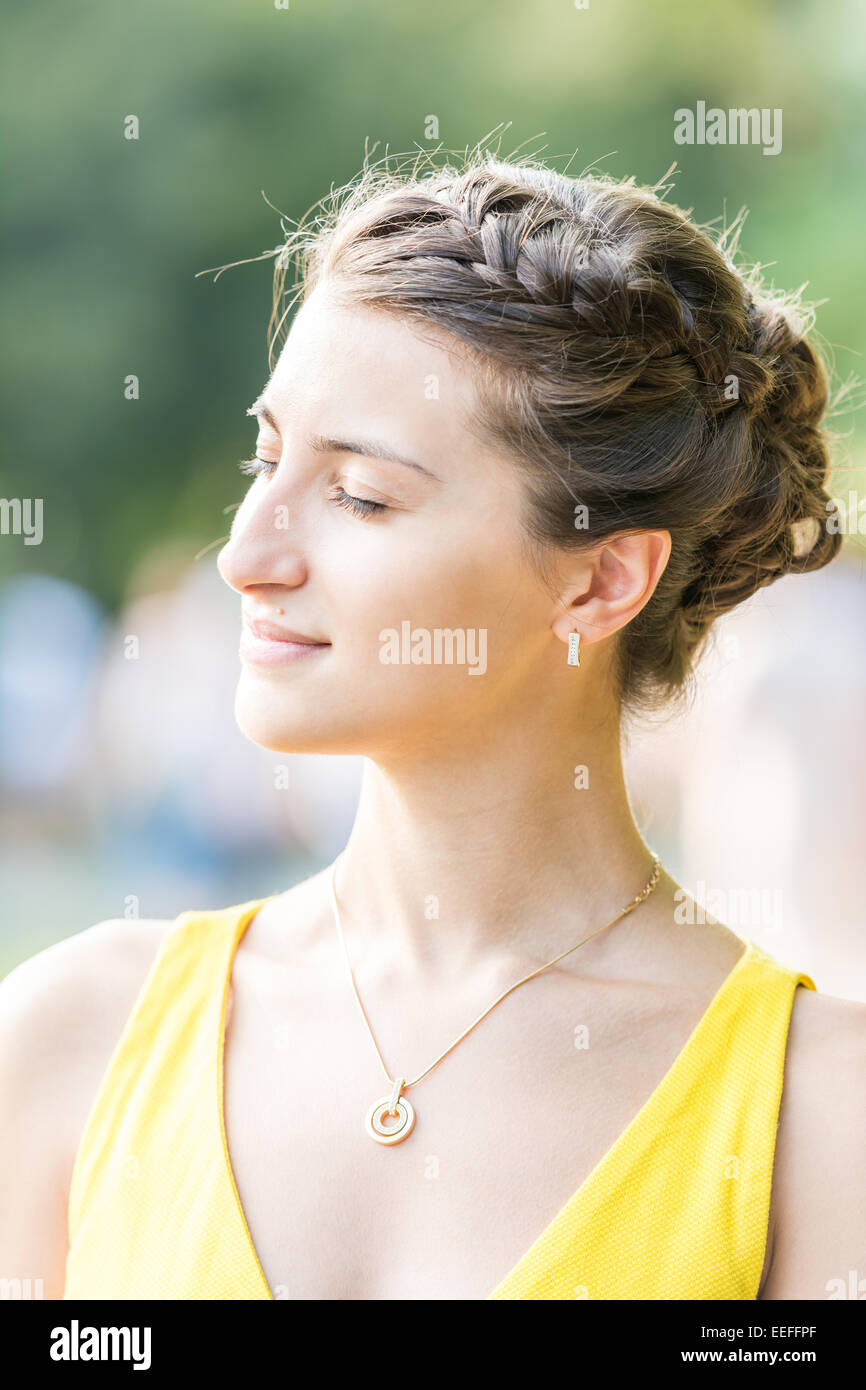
xmin=216 ymin=474 xmax=308 ymax=598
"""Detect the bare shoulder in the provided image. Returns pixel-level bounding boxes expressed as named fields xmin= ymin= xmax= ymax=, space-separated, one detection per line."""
xmin=0 ymin=915 xmax=176 ymax=1154
xmin=645 ymin=882 xmax=866 ymax=1301
xmin=0 ymin=915 xmax=175 ymax=1297
xmin=0 ymin=915 xmax=176 ymax=1076
xmin=759 ymin=983 xmax=866 ymax=1299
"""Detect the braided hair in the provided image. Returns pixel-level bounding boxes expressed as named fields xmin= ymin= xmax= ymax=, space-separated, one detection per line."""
xmin=266 ymin=153 xmax=842 ymax=717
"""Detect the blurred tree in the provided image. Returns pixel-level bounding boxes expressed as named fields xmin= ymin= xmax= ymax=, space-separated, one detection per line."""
xmin=1 ymin=0 xmax=863 ymax=607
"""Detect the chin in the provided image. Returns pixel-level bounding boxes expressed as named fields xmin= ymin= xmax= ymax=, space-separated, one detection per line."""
xmin=232 ymin=686 xmax=370 ymax=757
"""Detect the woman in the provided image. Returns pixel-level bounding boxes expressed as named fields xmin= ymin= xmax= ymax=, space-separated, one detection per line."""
xmin=2 ymin=153 xmax=863 ymax=1301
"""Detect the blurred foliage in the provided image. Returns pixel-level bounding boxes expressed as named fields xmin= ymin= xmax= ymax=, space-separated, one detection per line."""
xmin=2 ymin=0 xmax=864 ymax=608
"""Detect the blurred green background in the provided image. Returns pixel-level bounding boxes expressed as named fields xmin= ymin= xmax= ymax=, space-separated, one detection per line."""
xmin=2 ymin=0 xmax=865 ymax=986
xmin=3 ymin=0 xmax=864 ymax=608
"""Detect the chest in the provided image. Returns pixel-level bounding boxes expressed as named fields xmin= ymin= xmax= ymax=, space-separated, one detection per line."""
xmin=221 ymin=957 xmax=696 ymax=1300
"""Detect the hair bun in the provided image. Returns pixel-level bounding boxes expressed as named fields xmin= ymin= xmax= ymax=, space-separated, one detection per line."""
xmin=743 ymin=296 xmax=828 ymax=427
xmin=720 ymin=344 xmax=776 ymax=418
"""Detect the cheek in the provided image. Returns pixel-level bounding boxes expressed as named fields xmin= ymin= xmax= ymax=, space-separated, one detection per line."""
xmin=332 ymin=530 xmax=512 ymax=627
xmin=414 ymin=525 xmax=540 ymax=624
xmin=331 ymin=527 xmax=542 ymax=687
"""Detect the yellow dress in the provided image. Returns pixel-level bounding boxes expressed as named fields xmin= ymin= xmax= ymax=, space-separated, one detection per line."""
xmin=63 ymin=898 xmax=815 ymax=1300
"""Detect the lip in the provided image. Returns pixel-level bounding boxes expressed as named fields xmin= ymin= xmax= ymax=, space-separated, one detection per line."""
xmin=245 ymin=617 xmax=327 ymax=644
xmin=240 ymin=617 xmax=331 ymax=666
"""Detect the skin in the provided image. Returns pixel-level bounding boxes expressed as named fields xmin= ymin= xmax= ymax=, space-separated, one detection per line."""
xmin=1 ymin=280 xmax=864 ymax=1300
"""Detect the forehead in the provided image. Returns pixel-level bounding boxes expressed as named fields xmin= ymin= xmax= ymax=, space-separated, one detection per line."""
xmin=266 ymin=280 xmax=482 ymax=425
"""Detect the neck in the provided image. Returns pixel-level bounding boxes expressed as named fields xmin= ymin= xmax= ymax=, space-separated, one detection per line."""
xmin=333 ymin=710 xmax=656 ymax=978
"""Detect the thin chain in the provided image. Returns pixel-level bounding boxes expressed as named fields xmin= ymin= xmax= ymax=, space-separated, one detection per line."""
xmin=329 ymin=851 xmax=662 ymax=1091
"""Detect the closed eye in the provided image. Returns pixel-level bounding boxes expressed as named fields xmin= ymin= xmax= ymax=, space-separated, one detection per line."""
xmin=329 ymin=487 xmax=388 ymax=518
xmin=238 ymin=455 xmax=279 ymax=478
xmin=237 ymin=457 xmax=388 ymax=517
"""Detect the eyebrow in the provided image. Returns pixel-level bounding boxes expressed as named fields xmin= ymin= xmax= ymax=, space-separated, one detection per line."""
xmin=247 ymin=396 xmax=442 ymax=482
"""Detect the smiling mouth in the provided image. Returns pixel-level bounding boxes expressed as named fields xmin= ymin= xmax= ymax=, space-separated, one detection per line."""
xmin=239 ymin=621 xmax=331 ymax=666
xmin=244 ymin=617 xmax=329 ymax=644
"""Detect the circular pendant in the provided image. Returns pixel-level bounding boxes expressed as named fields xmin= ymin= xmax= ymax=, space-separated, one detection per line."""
xmin=365 ymin=1078 xmax=415 ymax=1145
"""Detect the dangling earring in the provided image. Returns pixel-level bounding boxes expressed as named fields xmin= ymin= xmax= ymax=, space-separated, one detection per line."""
xmin=567 ymin=629 xmax=581 ymax=667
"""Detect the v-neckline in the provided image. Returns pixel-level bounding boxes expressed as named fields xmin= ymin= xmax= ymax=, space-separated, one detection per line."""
xmin=216 ymin=897 xmax=755 ymax=1301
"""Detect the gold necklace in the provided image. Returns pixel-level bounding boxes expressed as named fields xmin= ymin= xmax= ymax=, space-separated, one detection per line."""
xmin=329 ymin=852 xmax=663 ymax=1145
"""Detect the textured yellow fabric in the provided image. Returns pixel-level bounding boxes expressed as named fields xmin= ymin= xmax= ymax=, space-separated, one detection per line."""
xmin=63 ymin=898 xmax=815 ymax=1301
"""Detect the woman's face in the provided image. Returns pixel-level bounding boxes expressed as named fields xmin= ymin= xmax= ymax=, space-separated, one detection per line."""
xmin=217 ymin=279 xmax=568 ymax=759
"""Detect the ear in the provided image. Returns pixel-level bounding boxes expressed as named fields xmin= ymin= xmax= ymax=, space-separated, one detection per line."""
xmin=550 ymin=530 xmax=672 ymax=648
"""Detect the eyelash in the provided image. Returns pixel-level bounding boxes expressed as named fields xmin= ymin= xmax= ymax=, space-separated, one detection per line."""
xmin=237 ymin=456 xmax=388 ymax=517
